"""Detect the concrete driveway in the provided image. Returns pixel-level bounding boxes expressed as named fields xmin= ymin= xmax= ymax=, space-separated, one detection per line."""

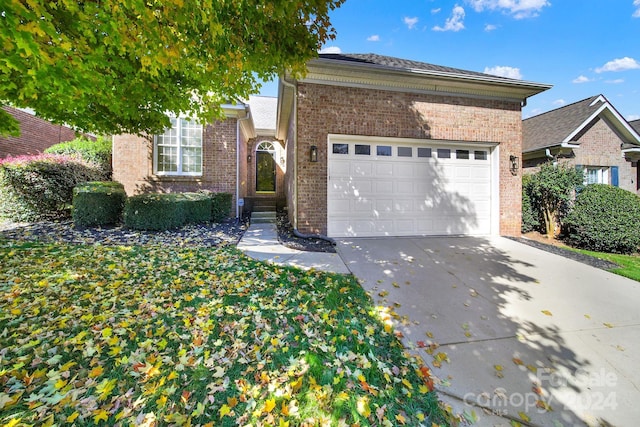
xmin=336 ymin=236 xmax=640 ymax=427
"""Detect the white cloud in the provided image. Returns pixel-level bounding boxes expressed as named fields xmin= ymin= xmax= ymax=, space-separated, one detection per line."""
xmin=433 ymin=5 xmax=466 ymax=32
xmin=432 ymin=8 xmax=442 ymax=14
xmin=367 ymin=35 xmax=380 ymax=42
xmin=634 ymin=0 xmax=640 ymax=18
xmin=628 ymin=114 xmax=640 ymax=121
xmin=467 ymin=0 xmax=550 ymax=19
xmin=572 ymin=75 xmax=592 ymax=83
xmin=606 ymin=79 xmax=625 ymax=84
xmin=553 ymin=99 xmax=566 ymax=107
xmin=319 ymin=46 xmax=342 ymax=54
xmin=595 ymin=57 xmax=640 ymax=73
xmin=484 ymin=65 xmax=522 ymax=79
xmin=404 ymin=16 xmax=419 ymax=29
xmin=484 ymin=24 xmax=498 ymax=31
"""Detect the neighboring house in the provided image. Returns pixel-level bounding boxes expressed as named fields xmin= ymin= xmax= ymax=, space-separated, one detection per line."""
xmin=0 ymin=106 xmax=79 ymax=158
xmin=631 ymin=119 xmax=640 ymax=135
xmin=522 ymin=95 xmax=640 ymax=194
xmin=113 ymin=53 xmax=551 ymax=237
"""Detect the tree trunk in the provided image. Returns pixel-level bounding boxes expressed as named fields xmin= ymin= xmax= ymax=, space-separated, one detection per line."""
xmin=543 ymin=207 xmax=556 ymax=238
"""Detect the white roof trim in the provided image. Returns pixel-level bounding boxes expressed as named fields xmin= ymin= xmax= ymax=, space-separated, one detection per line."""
xmin=564 ymin=99 xmax=640 ymax=144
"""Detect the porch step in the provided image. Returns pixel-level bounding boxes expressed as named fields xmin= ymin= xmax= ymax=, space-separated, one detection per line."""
xmin=252 ymin=199 xmax=277 ymax=212
xmin=251 ymin=211 xmax=277 ymax=224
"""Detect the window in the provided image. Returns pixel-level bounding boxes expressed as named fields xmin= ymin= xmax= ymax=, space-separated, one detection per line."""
xmin=355 ymin=144 xmax=371 ymax=155
xmin=456 ymin=150 xmax=469 ymax=159
xmin=474 ymin=151 xmax=488 ymax=160
xmin=398 ymin=147 xmax=412 ymax=157
xmin=417 ymin=147 xmax=432 ymax=158
xmin=584 ymin=167 xmax=609 ymax=185
xmin=377 ymin=145 xmax=392 ymax=156
xmin=154 ymin=118 xmax=202 ymax=175
xmin=437 ymin=148 xmax=451 ymax=159
xmin=332 ymin=143 xmax=348 ymax=154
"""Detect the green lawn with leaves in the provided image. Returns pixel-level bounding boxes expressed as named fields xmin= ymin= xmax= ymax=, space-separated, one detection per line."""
xmin=566 ymin=247 xmax=640 ymax=282
xmin=0 ymin=240 xmax=449 ymax=426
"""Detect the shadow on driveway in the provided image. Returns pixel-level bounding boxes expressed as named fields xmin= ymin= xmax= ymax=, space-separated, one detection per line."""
xmin=337 ymin=236 xmax=640 ymax=426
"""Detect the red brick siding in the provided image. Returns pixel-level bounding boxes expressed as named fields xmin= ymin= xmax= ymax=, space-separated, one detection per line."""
xmin=294 ymin=83 xmax=523 ymax=236
xmin=112 ymin=119 xmax=239 ymax=217
xmin=0 ymin=107 xmax=78 ymax=158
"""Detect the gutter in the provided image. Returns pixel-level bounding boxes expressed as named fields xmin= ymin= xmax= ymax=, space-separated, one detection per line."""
xmin=280 ymin=77 xmax=335 ymax=244
xmin=236 ymin=106 xmax=251 ymax=219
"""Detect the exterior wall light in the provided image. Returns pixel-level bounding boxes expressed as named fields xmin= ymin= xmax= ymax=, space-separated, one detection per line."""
xmin=509 ymin=155 xmax=519 ymax=175
xmin=247 ymin=154 xmax=252 ymax=163
xmin=310 ymin=145 xmax=318 ymax=162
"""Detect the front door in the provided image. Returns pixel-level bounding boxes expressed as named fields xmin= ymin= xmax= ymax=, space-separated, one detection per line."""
xmin=256 ymin=151 xmax=276 ymax=192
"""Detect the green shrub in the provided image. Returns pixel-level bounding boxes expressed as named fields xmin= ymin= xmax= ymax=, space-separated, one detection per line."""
xmin=45 ymin=136 xmax=112 ymax=179
xmin=210 ymin=192 xmax=232 ymax=222
xmin=180 ymin=193 xmax=212 ymax=224
xmin=565 ymin=184 xmax=640 ymax=254
xmin=123 ymin=192 xmax=212 ymax=231
xmin=72 ymin=181 xmax=126 ymax=228
xmin=521 ymin=174 xmax=540 ymax=233
xmin=0 ymin=154 xmax=106 ymax=221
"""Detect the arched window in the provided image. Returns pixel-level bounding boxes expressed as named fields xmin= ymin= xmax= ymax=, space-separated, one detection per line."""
xmin=256 ymin=141 xmax=275 ymax=152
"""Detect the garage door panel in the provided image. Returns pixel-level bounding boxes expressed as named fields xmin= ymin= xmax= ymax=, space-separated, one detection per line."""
xmin=328 ymin=139 xmax=493 ymax=237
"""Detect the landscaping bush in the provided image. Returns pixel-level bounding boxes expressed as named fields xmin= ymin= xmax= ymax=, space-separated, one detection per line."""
xmin=180 ymin=192 xmax=212 ymax=224
xmin=210 ymin=192 xmax=232 ymax=222
xmin=565 ymin=184 xmax=640 ymax=254
xmin=522 ymin=174 xmax=540 ymax=233
xmin=72 ymin=181 xmax=126 ymax=228
xmin=123 ymin=192 xmax=212 ymax=231
xmin=0 ymin=154 xmax=106 ymax=221
xmin=45 ymin=136 xmax=112 ymax=179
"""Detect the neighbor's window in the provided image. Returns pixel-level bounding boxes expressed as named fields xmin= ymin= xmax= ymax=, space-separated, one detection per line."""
xmin=154 ymin=118 xmax=202 ymax=175
xmin=584 ymin=167 xmax=609 ymax=185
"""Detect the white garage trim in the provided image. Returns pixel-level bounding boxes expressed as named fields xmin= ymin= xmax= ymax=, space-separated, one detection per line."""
xmin=327 ymin=134 xmax=499 ymax=238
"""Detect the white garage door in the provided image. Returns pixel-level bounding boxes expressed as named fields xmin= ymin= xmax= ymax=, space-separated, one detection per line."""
xmin=327 ymin=136 xmax=494 ymax=237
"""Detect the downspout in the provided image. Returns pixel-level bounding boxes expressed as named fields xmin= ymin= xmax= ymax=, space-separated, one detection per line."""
xmin=237 ymin=107 xmax=251 ymax=220
xmin=280 ymin=77 xmax=336 ymax=246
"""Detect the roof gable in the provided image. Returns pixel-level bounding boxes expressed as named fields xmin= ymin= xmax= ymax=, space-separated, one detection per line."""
xmin=523 ymin=95 xmax=640 ymax=153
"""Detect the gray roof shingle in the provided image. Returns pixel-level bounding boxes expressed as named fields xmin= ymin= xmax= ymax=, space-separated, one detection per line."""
xmin=318 ymin=53 xmax=527 ymax=84
xmin=631 ymin=119 xmax=640 ymax=134
xmin=523 ymin=95 xmax=607 ymax=151
xmin=248 ymin=95 xmax=277 ymax=131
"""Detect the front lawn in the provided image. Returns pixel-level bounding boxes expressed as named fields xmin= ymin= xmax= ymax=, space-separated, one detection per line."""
xmin=0 ymin=240 xmax=449 ymax=426
xmin=566 ymin=247 xmax=640 ymax=282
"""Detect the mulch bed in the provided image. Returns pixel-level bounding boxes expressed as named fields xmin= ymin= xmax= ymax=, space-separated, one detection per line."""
xmin=507 ymin=235 xmax=620 ymax=271
xmin=0 ymin=219 xmax=247 ymax=247
xmin=276 ymin=211 xmax=336 ymax=253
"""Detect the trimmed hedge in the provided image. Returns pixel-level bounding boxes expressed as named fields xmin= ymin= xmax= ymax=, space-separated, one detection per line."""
xmin=565 ymin=184 xmax=640 ymax=254
xmin=123 ymin=192 xmax=212 ymax=231
xmin=210 ymin=192 xmax=232 ymax=222
xmin=72 ymin=181 xmax=126 ymax=228
xmin=0 ymin=154 xmax=106 ymax=221
xmin=45 ymin=136 xmax=112 ymax=179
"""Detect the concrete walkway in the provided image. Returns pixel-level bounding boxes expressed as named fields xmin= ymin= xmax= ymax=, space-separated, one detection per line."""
xmin=237 ymin=223 xmax=349 ymax=274
xmin=337 ymin=236 xmax=640 ymax=427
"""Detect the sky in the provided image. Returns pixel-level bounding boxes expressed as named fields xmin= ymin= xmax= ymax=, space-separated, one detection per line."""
xmin=259 ymin=0 xmax=640 ymax=121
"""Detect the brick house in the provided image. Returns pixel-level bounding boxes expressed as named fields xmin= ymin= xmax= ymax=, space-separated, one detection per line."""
xmin=113 ymin=53 xmax=551 ymax=237
xmin=522 ymin=95 xmax=640 ymax=194
xmin=0 ymin=106 xmax=79 ymax=158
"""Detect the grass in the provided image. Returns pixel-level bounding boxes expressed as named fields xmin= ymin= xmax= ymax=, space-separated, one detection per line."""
xmin=0 ymin=240 xmax=450 ymax=426
xmin=565 ymin=246 xmax=640 ymax=282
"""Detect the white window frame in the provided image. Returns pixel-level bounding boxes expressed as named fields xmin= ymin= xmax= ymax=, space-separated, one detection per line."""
xmin=154 ymin=117 xmax=203 ymax=176
xmin=584 ymin=166 xmax=609 ymax=185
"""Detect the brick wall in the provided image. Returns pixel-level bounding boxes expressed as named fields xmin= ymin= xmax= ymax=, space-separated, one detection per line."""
xmin=112 ymin=119 xmax=239 ymax=217
xmin=294 ymin=83 xmax=523 ymax=236
xmin=0 ymin=107 xmax=78 ymax=158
